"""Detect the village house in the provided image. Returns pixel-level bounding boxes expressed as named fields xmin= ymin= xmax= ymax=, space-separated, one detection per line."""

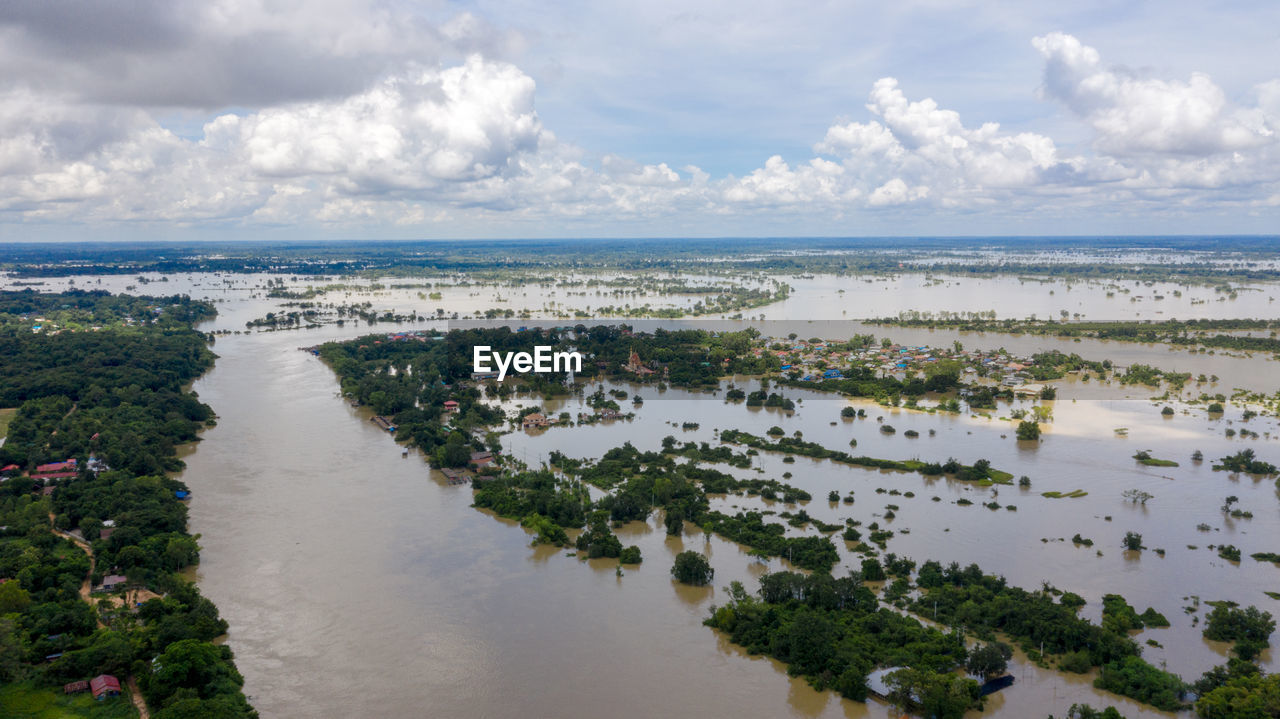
xmin=35 ymin=458 xmax=77 ymax=473
xmin=440 ymin=467 xmax=468 ymax=485
xmin=443 ymin=400 xmax=460 ymax=413
xmin=522 ymin=412 xmax=549 ymax=428
xmin=90 ymin=674 xmax=121 ymax=700
xmin=95 ymin=574 xmax=128 ymax=593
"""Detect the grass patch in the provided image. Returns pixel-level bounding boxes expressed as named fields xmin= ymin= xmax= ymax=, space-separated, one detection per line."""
xmin=1137 ymin=457 xmax=1179 ymax=467
xmin=1265 ymin=591 xmax=1280 ymax=600
xmin=0 ymin=682 xmax=138 ymax=719
xmin=1041 ymin=489 xmax=1088 ymax=499
xmin=0 ymin=407 xmax=17 ymax=440
xmin=1251 ymin=552 xmax=1280 ymax=563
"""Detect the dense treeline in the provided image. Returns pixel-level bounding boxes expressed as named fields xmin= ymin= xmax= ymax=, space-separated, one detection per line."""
xmin=7 ymin=237 xmax=1280 ymax=285
xmin=872 ymin=317 xmax=1280 ymax=355
xmin=0 ymin=288 xmax=216 ymax=329
xmin=0 ymin=330 xmax=215 ymax=472
xmin=708 ymin=559 xmax=1190 ymax=715
xmin=706 ymin=571 xmax=979 ymax=717
xmin=906 ymin=563 xmax=1184 ymax=711
xmin=471 ymin=439 xmax=842 ymax=572
xmin=0 ymin=291 xmax=254 ymax=718
xmin=573 ymin=326 xmax=778 ymax=385
xmin=718 ymin=429 xmax=1011 ymax=484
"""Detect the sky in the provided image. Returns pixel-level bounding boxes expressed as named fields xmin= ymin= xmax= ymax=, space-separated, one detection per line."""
xmin=1 ymin=0 xmax=1278 ymax=241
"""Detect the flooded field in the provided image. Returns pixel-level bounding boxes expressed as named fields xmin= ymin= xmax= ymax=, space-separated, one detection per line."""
xmin=5 ymin=269 xmax=1279 ymax=718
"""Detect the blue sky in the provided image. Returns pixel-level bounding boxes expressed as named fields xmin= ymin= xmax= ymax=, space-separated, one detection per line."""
xmin=0 ymin=0 xmax=1278 ymax=240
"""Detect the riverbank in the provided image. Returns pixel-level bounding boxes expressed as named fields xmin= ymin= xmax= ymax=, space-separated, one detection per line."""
xmin=0 ymin=290 xmax=253 ymax=718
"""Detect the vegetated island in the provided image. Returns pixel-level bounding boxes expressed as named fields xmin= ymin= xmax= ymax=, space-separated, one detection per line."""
xmin=311 ymin=323 xmax=1280 ymax=717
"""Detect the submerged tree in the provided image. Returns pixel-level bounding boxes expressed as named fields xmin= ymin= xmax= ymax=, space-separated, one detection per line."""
xmin=671 ymin=551 xmax=714 ymax=586
xmin=1016 ymin=420 xmax=1041 ymax=441
xmin=1123 ymin=489 xmax=1153 ymax=505
xmin=965 ymin=642 xmax=1013 ymax=681
xmin=885 ymin=668 xmax=981 ymax=719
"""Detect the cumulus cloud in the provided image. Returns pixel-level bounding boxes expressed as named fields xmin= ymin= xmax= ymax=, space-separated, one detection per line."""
xmin=0 ymin=56 xmax=555 ymax=223
xmin=1033 ymin=32 xmax=1276 ymax=157
xmin=722 ymin=156 xmax=851 ymax=206
xmin=224 ymin=57 xmax=545 ymax=187
xmin=0 ymin=1 xmax=520 ymax=109
xmin=811 ymin=77 xmax=1080 ymax=198
xmin=0 ymin=21 xmax=1278 ymax=234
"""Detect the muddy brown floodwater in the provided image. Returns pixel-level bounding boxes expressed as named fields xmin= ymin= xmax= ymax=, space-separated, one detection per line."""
xmin=8 ymin=270 xmax=1278 ymax=718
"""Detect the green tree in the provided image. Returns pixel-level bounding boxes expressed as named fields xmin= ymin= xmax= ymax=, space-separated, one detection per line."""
xmin=0 ymin=580 xmax=31 ymax=613
xmin=1195 ymin=671 xmax=1280 ymax=719
xmin=966 ymin=641 xmax=1012 ymax=681
xmin=786 ymin=609 xmax=836 ymax=675
xmin=664 ymin=506 xmax=685 ymax=536
xmin=886 ymin=668 xmax=981 ymax=719
xmin=671 ymin=551 xmax=714 ymax=586
xmin=1203 ymin=605 xmax=1275 ymax=650
xmin=1016 ymin=420 xmax=1041 ymax=440
xmin=146 ymin=639 xmax=245 ymax=705
xmin=0 ymin=619 xmax=22 ymax=681
xmin=435 ymin=431 xmax=471 ymax=468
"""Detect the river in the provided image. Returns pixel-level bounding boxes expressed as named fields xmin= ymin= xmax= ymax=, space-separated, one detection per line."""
xmin=6 ymin=269 xmax=1280 ymax=717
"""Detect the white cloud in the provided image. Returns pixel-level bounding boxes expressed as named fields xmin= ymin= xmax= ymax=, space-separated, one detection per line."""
xmin=868 ymin=178 xmax=929 ymax=206
xmin=0 ymin=28 xmax=1278 ymax=234
xmin=722 ymin=156 xmax=849 ymax=205
xmin=1033 ymin=31 xmax=1276 ymax=157
xmin=816 ymin=77 xmax=1079 ymax=195
xmin=226 ymin=56 xmax=545 ymax=187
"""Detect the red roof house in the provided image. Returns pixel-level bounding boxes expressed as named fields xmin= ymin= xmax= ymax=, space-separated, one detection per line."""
xmin=35 ymin=459 xmax=77 ymax=473
xmin=30 ymin=471 xmax=78 ymax=481
xmin=443 ymin=400 xmax=460 ymax=413
xmin=90 ymin=674 xmax=121 ymax=699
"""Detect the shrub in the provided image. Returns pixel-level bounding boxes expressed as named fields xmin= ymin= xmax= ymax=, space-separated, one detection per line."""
xmin=1058 ymin=650 xmax=1092 ymax=674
